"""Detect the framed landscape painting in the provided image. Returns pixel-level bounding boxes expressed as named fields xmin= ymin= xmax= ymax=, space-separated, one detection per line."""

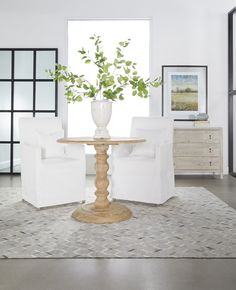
xmin=162 ymin=65 xmax=208 ymax=120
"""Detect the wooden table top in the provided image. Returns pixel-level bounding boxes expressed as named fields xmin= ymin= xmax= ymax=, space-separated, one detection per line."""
xmin=57 ymin=137 xmax=145 ymax=145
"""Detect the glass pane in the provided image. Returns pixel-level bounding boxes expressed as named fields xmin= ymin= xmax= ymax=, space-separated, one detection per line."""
xmin=0 ymin=82 xmax=11 ymax=110
xmin=35 ymin=82 xmax=55 ymax=110
xmin=13 ymin=113 xmax=33 ymax=141
xmin=35 ymin=113 xmax=56 ymax=117
xmin=14 ymin=51 xmax=33 ymax=79
xmin=0 ymin=51 xmax=11 ymax=79
xmin=13 ymin=144 xmax=21 ymax=173
xmin=0 ymin=144 xmax=10 ymax=173
xmin=234 ymin=13 xmax=236 ymax=90
xmin=36 ymin=51 xmax=55 ymax=79
xmin=0 ymin=113 xmax=11 ymax=141
xmin=14 ymin=82 xmax=33 ymax=110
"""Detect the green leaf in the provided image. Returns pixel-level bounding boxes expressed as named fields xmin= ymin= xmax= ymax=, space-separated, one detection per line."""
xmin=152 ymin=81 xmax=162 ymax=88
xmin=118 ymin=94 xmax=124 ymax=100
xmin=124 ymin=68 xmax=130 ymax=74
xmin=75 ymin=96 xmax=83 ymax=102
xmin=117 ymin=51 xmax=124 ymax=58
xmin=78 ymin=49 xmax=86 ymax=54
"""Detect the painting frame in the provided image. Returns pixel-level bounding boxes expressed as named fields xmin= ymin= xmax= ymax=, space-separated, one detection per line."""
xmin=162 ymin=65 xmax=208 ymax=121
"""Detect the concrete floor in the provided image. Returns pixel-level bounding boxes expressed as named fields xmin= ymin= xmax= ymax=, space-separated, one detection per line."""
xmin=0 ymin=174 xmax=236 ymax=290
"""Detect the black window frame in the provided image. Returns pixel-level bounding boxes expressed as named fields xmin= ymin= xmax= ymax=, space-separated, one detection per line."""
xmin=0 ymin=48 xmax=58 ymax=175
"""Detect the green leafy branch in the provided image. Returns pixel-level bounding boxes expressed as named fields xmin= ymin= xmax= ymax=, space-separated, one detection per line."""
xmin=48 ymin=35 xmax=162 ymax=103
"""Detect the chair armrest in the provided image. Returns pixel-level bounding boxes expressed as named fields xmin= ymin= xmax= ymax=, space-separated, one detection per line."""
xmin=155 ymin=141 xmax=173 ymax=157
xmin=154 ymin=142 xmax=174 ymax=172
xmin=20 ymin=143 xmax=42 ymax=171
xmin=64 ymin=144 xmax=85 ymax=161
xmin=111 ymin=144 xmax=133 ymax=158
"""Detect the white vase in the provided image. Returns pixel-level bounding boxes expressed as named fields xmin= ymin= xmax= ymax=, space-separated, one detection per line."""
xmin=91 ymin=100 xmax=112 ymax=139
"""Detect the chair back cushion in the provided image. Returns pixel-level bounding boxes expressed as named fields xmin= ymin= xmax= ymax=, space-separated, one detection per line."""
xmin=36 ymin=130 xmax=64 ymax=158
xmin=19 ymin=117 xmax=63 ymax=145
xmin=131 ymin=117 xmax=173 ymax=144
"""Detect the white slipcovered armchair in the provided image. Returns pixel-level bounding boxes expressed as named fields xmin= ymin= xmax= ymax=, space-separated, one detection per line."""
xmin=19 ymin=117 xmax=86 ymax=208
xmin=111 ymin=117 xmax=175 ymax=204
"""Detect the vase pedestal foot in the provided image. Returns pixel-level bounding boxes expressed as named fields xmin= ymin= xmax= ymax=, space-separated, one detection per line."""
xmin=93 ymin=127 xmax=110 ymax=139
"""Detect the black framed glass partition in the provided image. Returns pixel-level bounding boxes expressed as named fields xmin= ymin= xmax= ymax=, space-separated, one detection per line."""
xmin=0 ymin=48 xmax=58 ymax=174
xmin=228 ymin=9 xmax=236 ymax=177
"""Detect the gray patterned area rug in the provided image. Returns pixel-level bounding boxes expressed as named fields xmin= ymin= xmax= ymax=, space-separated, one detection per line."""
xmin=0 ymin=187 xmax=236 ymax=258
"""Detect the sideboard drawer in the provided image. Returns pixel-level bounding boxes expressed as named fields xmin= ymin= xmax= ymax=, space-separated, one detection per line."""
xmin=174 ymin=143 xmax=220 ymax=157
xmin=174 ymin=157 xmax=221 ymax=170
xmin=174 ymin=130 xmax=221 ymax=143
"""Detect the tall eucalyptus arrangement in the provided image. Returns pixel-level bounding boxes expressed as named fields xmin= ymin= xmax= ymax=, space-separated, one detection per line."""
xmin=49 ymin=35 xmax=162 ymax=103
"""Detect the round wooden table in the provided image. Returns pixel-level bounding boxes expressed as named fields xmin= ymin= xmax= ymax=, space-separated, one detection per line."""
xmin=58 ymin=137 xmax=145 ymax=224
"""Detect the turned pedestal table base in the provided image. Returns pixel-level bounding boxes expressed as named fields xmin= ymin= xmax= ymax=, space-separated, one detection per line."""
xmin=57 ymin=137 xmax=145 ymax=224
xmin=72 ymin=202 xmax=132 ymax=224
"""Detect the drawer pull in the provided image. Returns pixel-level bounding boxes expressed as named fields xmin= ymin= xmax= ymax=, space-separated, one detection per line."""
xmin=209 ymin=134 xmax=212 ymax=140
xmin=209 ymin=161 xmax=212 ymax=166
xmin=209 ymin=148 xmax=212 ymax=153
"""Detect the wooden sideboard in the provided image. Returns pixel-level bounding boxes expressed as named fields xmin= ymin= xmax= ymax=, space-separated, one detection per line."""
xmin=173 ymin=127 xmax=223 ymax=178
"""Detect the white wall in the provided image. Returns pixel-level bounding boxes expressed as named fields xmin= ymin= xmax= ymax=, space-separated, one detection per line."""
xmin=0 ymin=0 xmax=234 ymax=173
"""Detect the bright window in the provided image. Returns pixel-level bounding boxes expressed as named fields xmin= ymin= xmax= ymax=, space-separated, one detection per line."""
xmin=68 ymin=20 xmax=150 ymax=149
